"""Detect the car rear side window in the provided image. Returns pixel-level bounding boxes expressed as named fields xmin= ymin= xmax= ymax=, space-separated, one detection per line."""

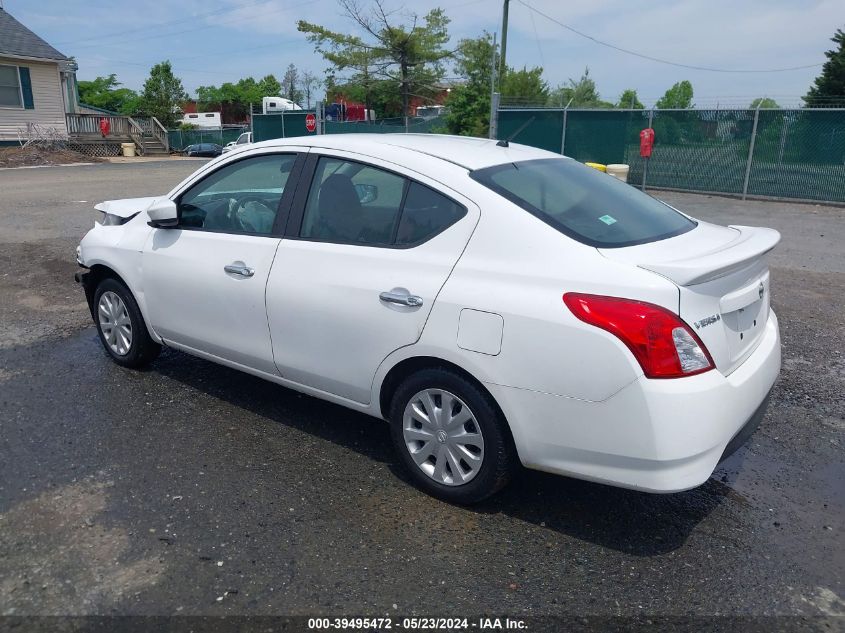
xmin=301 ymin=157 xmax=406 ymax=245
xmin=299 ymin=156 xmax=466 ymax=247
xmin=471 ymin=158 xmax=695 ymax=248
xmin=396 ymin=182 xmax=466 ymax=245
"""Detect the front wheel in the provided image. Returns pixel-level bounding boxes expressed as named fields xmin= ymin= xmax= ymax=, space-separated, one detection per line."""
xmin=93 ymin=278 xmax=160 ymax=368
xmin=389 ymin=368 xmax=516 ymax=504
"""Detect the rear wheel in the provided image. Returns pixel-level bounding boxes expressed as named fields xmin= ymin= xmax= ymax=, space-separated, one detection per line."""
xmin=93 ymin=278 xmax=160 ymax=368
xmin=389 ymin=368 xmax=516 ymax=504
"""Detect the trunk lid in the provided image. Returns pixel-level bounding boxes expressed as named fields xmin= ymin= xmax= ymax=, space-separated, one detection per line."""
xmin=600 ymin=220 xmax=780 ymax=375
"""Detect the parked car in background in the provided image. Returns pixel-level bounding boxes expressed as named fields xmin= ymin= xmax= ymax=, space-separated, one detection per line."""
xmin=183 ymin=143 xmax=222 ymax=157
xmin=75 ymin=134 xmax=781 ymax=504
xmin=222 ymin=132 xmax=252 ymax=154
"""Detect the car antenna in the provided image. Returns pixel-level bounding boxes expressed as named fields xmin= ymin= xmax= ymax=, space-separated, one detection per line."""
xmin=496 ymin=116 xmax=536 ymax=147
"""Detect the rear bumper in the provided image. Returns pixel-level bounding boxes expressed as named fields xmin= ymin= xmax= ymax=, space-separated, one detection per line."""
xmin=487 ymin=311 xmax=781 ymax=493
xmin=719 ymin=392 xmax=770 ymax=464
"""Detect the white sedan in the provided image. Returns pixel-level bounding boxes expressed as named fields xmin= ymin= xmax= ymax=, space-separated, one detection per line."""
xmin=75 ymin=134 xmax=781 ymax=503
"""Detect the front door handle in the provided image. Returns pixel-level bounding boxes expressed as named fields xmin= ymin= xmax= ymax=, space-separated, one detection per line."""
xmin=379 ymin=290 xmax=423 ymax=307
xmin=224 ymin=263 xmax=255 ymax=277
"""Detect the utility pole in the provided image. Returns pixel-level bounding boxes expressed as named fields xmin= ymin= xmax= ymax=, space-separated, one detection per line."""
xmin=498 ymin=0 xmax=510 ymax=85
xmin=489 ymin=32 xmax=499 ymax=139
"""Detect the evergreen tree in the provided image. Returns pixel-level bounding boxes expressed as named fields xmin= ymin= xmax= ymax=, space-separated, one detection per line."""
xmin=140 ymin=61 xmax=187 ymax=127
xmin=805 ymin=29 xmax=845 ymax=107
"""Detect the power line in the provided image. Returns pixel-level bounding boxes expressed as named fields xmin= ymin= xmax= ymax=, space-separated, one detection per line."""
xmin=526 ymin=3 xmax=545 ymax=69
xmin=518 ymin=0 xmax=823 ymax=73
xmin=53 ymin=0 xmax=273 ymax=46
xmin=66 ymin=0 xmax=319 ymax=50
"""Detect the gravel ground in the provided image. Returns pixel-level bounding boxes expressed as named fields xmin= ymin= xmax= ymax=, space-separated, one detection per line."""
xmin=0 ymin=162 xmax=842 ymax=625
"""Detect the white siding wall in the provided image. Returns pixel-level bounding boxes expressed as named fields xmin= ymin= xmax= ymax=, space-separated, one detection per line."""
xmin=0 ymin=57 xmax=67 ymax=142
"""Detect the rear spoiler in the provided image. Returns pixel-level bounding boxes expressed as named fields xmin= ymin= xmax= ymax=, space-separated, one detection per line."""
xmin=639 ymin=225 xmax=781 ymax=286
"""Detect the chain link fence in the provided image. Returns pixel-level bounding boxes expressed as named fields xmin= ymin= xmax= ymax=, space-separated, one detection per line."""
xmin=325 ymin=116 xmax=446 ymax=134
xmin=497 ymin=105 xmax=845 ymax=203
xmin=237 ymin=103 xmax=845 ymax=204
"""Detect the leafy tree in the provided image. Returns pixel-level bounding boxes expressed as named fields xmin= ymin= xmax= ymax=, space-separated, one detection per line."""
xmin=301 ymin=70 xmax=320 ymax=108
xmin=444 ymin=33 xmax=549 ymax=136
xmin=140 ymin=61 xmax=188 ymax=127
xmin=656 ymin=80 xmax=694 ymax=109
xmin=258 ymin=74 xmax=282 ymax=99
xmin=617 ymin=88 xmax=644 ymax=109
xmin=547 ymin=68 xmax=612 ymax=108
xmin=299 ymin=0 xmax=451 ymax=119
xmin=500 ymin=66 xmax=548 ymax=104
xmin=328 ymin=77 xmax=405 ymax=118
xmin=804 ymin=29 xmax=845 ymax=107
xmin=77 ymin=74 xmax=140 ymax=114
xmin=444 ymin=32 xmax=496 ymax=137
xmin=196 ymin=74 xmax=282 ymax=119
xmin=749 ymin=97 xmax=780 ymax=109
xmin=282 ymin=64 xmax=303 ymax=104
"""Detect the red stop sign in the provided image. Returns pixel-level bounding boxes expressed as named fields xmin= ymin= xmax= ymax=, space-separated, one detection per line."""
xmin=305 ymin=113 xmax=316 ymax=133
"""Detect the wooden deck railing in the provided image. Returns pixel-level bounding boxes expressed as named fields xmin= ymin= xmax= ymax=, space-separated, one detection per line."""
xmin=66 ymin=113 xmax=131 ymax=138
xmin=66 ymin=114 xmax=169 ymax=153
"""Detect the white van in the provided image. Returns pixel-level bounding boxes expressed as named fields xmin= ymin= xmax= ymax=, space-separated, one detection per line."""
xmin=181 ymin=112 xmax=222 ymax=129
xmin=262 ymin=97 xmax=302 ymax=114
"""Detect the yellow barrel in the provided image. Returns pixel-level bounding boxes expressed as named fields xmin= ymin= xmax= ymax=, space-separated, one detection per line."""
xmin=584 ymin=162 xmax=606 ymax=172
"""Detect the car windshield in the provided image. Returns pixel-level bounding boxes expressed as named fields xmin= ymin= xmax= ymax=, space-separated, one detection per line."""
xmin=470 ymin=158 xmax=696 ymax=248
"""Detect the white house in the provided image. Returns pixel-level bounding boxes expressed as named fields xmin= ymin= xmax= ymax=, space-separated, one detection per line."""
xmin=0 ymin=7 xmax=77 ymax=145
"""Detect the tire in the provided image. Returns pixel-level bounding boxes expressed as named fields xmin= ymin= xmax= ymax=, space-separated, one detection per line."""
xmin=389 ymin=368 xmax=516 ymax=504
xmin=93 ymin=277 xmax=160 ymax=368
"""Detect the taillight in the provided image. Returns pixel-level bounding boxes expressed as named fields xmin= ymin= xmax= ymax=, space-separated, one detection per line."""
xmin=563 ymin=293 xmax=714 ymax=379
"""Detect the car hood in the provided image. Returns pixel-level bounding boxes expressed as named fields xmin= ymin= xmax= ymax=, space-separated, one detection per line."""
xmin=94 ymin=196 xmax=164 ymax=219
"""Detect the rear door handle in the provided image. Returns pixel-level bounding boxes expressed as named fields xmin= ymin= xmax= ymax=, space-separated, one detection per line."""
xmin=379 ymin=290 xmax=423 ymax=307
xmin=224 ymin=263 xmax=255 ymax=277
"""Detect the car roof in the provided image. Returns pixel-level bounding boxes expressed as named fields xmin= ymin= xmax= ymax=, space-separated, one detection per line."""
xmin=247 ymin=133 xmax=563 ymax=171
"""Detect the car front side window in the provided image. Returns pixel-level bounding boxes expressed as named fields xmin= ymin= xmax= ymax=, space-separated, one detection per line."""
xmin=178 ymin=154 xmax=297 ymax=235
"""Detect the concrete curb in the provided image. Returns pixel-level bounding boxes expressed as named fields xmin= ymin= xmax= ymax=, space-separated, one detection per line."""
xmin=0 ymin=162 xmax=97 ymax=170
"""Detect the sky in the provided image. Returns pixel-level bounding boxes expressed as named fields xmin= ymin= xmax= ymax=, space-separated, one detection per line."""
xmin=5 ymin=0 xmax=843 ymax=107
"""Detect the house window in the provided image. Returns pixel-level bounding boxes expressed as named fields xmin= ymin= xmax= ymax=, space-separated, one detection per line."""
xmin=0 ymin=64 xmax=23 ymax=108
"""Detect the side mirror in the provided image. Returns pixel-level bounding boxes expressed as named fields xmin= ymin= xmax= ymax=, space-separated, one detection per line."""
xmin=147 ymin=197 xmax=178 ymax=228
xmin=355 ymin=183 xmax=378 ymax=205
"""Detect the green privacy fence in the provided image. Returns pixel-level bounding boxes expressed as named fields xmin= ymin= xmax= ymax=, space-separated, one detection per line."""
xmin=253 ymin=111 xmax=446 ymax=141
xmin=497 ymin=107 xmax=845 ymax=203
xmin=325 ymin=116 xmax=446 ymax=135
xmin=252 ymin=111 xmax=318 ymax=141
xmin=167 ymin=127 xmax=248 ymax=151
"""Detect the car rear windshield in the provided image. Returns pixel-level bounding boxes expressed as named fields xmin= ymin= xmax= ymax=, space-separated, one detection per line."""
xmin=470 ymin=158 xmax=696 ymax=248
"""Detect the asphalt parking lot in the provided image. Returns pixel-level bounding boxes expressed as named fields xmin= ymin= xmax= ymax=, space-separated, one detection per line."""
xmin=0 ymin=160 xmax=843 ymax=622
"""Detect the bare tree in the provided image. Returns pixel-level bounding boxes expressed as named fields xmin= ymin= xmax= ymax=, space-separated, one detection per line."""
xmin=301 ymin=70 xmax=320 ymax=109
xmin=282 ymin=64 xmax=303 ymax=104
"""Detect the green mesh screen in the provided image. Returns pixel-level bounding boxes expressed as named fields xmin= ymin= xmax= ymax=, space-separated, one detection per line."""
xmin=495 ymin=107 xmax=845 ymax=203
xmin=167 ymin=127 xmax=248 ymax=151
